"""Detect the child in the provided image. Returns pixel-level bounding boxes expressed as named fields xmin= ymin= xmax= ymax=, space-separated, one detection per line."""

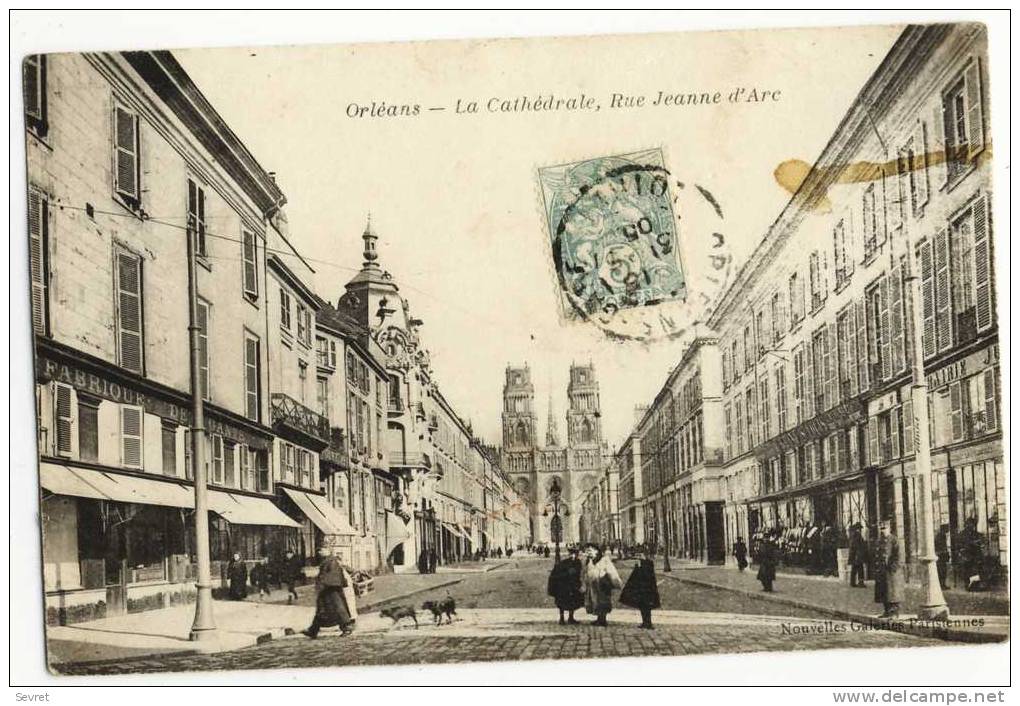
xmin=619 ymin=549 xmax=660 ymax=629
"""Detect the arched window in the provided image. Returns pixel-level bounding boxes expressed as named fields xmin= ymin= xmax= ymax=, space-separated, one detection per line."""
xmin=580 ymin=417 xmax=594 ymax=443
xmin=515 ymin=421 xmax=529 ymax=445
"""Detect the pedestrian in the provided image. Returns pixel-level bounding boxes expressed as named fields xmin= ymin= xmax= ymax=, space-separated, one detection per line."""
xmin=872 ymin=522 xmax=904 ymax=618
xmin=583 ymin=544 xmax=623 ymax=627
xmin=428 ymin=547 xmax=438 ymax=573
xmin=227 ymin=552 xmax=248 ymax=601
xmin=848 ymin=523 xmax=868 ymax=588
xmin=821 ymin=523 xmax=838 ymax=577
xmin=733 ymin=536 xmax=748 ymax=571
xmin=250 ymin=556 xmax=271 ymax=600
xmin=756 ymin=531 xmax=778 ymax=592
xmin=302 ymin=546 xmax=356 ymax=639
xmin=957 ymin=517 xmax=985 ymax=591
xmin=619 ymin=548 xmax=660 ymax=629
xmin=284 ymin=549 xmax=303 ymax=603
xmin=935 ymin=525 xmax=950 ymax=590
xmin=547 ymin=546 xmax=584 ymax=625
xmin=544 ymin=545 xmax=551 ymax=558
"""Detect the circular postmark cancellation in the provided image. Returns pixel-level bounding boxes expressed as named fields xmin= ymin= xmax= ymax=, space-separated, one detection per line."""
xmin=538 ymin=148 xmax=734 ymax=342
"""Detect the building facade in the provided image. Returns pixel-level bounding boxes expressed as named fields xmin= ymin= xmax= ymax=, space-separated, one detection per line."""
xmin=622 ymin=24 xmax=1002 ymax=587
xmin=501 ymin=364 xmax=608 ymax=545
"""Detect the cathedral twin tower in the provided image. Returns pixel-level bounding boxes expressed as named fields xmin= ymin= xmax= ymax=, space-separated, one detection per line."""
xmin=501 ymin=363 xmax=606 ymax=545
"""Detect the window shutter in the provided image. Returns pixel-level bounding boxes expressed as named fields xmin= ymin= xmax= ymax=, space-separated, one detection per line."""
xmin=867 ymin=415 xmax=879 ymax=466
xmin=914 ymin=120 xmax=930 ymax=208
xmin=890 ymin=408 xmax=901 ymax=459
xmin=933 ymin=226 xmax=953 ymax=353
xmin=949 ymin=381 xmax=963 ymax=442
xmin=197 ymin=301 xmax=209 ymax=400
xmin=965 ymin=59 xmax=985 ymax=161
xmin=803 ymin=338 xmax=815 ymax=419
xmin=931 ymin=100 xmax=947 ymax=189
xmin=120 ymin=405 xmax=143 ymax=468
xmin=856 ymin=298 xmax=869 ymax=393
xmin=890 ymin=265 xmax=905 ymax=375
xmin=242 ymin=230 xmax=258 ymax=298
xmin=902 ymin=400 xmax=914 ymax=456
xmin=114 ymin=106 xmax=139 ymax=203
xmin=848 ymin=425 xmax=859 ymax=469
xmin=244 ymin=334 xmax=260 ymax=421
xmin=984 ymin=369 xmax=998 ymax=432
xmin=28 ymin=190 xmax=47 ymax=335
xmin=23 ymin=55 xmax=42 ymax=120
xmin=53 ymin=382 xmax=75 ymax=457
xmin=847 ymin=306 xmax=859 ymax=398
xmin=973 ymin=194 xmax=993 ymax=331
xmin=875 ymin=178 xmax=887 ymax=249
xmin=116 ymin=251 xmax=143 ymax=373
xmin=824 ymin=323 xmax=836 ymax=410
xmin=918 ymin=239 xmax=936 ymax=359
xmin=212 ymin=435 xmax=224 ymax=484
xmin=879 ymin=276 xmax=891 ymax=380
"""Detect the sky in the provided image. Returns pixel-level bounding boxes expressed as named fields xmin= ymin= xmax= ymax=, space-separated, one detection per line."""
xmin=175 ymin=24 xmax=901 ymax=449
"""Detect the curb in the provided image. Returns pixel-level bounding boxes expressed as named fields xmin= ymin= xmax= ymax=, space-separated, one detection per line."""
xmin=360 ymin=577 xmax=466 ymax=612
xmin=663 ymin=573 xmax=1006 ymax=645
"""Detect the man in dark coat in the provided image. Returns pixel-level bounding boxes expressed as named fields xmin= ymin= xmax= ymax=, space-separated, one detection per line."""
xmin=227 ymin=553 xmax=248 ymax=601
xmin=873 ymin=522 xmax=904 ymax=618
xmin=547 ymin=546 xmax=584 ymax=625
xmin=848 ymin=523 xmax=868 ymax=588
xmin=821 ymin=523 xmax=839 ymax=577
xmin=957 ymin=517 xmax=985 ymax=591
xmin=733 ymin=537 xmax=748 ymax=571
xmin=284 ymin=549 xmax=303 ymax=604
xmin=619 ymin=549 xmax=661 ymax=629
xmin=757 ymin=532 xmax=778 ymax=592
xmin=934 ymin=525 xmax=950 ymax=590
xmin=303 ymin=547 xmax=354 ymax=638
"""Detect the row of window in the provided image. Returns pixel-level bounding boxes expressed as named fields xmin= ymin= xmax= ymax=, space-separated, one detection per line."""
xmin=46 ymin=383 xmax=271 ymax=492
xmin=641 ymin=413 xmax=704 ymax=495
xmin=280 ymin=288 xmax=312 ymax=347
xmin=279 ymin=441 xmax=315 ymax=489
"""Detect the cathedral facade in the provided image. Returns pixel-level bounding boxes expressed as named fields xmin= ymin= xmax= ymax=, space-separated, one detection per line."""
xmin=501 ymin=363 xmax=607 ymax=545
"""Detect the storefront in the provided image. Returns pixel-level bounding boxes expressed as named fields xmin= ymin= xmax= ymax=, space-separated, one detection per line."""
xmin=40 ymin=462 xmax=300 ymax=625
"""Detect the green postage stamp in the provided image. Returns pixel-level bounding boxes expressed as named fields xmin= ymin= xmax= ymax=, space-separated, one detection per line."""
xmin=538 ymin=148 xmax=688 ymax=326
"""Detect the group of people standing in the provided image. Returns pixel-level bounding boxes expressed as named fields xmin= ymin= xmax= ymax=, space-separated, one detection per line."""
xmin=736 ymin=522 xmax=906 ymax=618
xmin=225 ymin=548 xmax=306 ymax=603
xmin=547 ymin=544 xmax=660 ymax=629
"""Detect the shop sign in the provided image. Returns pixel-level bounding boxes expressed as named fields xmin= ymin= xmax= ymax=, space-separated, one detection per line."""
xmin=37 ymin=355 xmax=270 ymax=449
xmin=926 ymin=343 xmax=999 ymax=390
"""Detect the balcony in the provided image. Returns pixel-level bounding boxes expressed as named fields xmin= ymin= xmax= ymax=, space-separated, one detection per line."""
xmin=320 ymin=427 xmax=348 ymax=468
xmin=271 ymin=392 xmax=331 ymax=450
xmin=389 ymin=451 xmax=433 ymax=472
xmin=388 ymin=395 xmax=404 ymax=416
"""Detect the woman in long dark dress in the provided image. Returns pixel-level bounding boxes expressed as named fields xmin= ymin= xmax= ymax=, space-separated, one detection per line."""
xmin=757 ymin=532 xmax=778 ymax=592
xmin=302 ymin=547 xmax=355 ymax=638
xmin=547 ymin=546 xmax=585 ymax=624
xmin=619 ymin=549 xmax=660 ymax=629
xmin=227 ymin=553 xmax=248 ymax=601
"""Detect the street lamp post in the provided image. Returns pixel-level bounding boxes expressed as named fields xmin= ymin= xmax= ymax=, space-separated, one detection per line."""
xmin=187 ymin=213 xmax=215 ymax=642
xmin=543 ymin=481 xmax=569 ymax=563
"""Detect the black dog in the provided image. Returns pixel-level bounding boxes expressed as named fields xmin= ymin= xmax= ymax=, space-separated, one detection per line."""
xmin=421 ymin=596 xmax=457 ymax=625
xmin=379 ymin=605 xmax=418 ymax=629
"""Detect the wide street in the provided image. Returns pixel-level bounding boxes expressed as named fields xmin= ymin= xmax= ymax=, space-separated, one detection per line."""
xmin=55 ymin=555 xmax=944 ymax=675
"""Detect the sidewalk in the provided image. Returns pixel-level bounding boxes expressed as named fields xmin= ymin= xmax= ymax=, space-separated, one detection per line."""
xmin=651 ymin=558 xmax=1009 ymax=644
xmin=46 ymin=599 xmax=312 ymax=667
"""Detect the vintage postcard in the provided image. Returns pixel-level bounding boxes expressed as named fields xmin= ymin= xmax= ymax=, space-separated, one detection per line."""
xmin=17 ymin=17 xmax=1006 ymax=681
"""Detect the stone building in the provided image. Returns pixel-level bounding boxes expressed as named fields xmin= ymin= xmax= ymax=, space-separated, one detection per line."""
xmin=502 ymin=363 xmax=609 ymax=544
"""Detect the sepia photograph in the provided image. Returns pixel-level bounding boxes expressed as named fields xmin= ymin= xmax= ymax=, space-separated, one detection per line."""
xmin=9 ymin=9 xmax=1010 ymax=692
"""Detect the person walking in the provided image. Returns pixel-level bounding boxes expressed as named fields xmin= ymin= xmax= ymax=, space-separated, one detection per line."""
xmin=957 ymin=517 xmax=985 ymax=591
xmin=756 ymin=531 xmax=778 ymax=592
xmin=873 ymin=522 xmax=904 ymax=618
xmin=302 ymin=546 xmax=356 ymax=639
xmin=547 ymin=546 xmax=584 ymax=625
xmin=249 ymin=556 xmax=271 ymax=600
xmin=583 ymin=544 xmax=623 ymax=627
xmin=227 ymin=553 xmax=248 ymax=601
xmin=619 ymin=548 xmax=660 ymax=629
xmin=733 ymin=537 xmax=748 ymax=572
xmin=284 ymin=549 xmax=303 ymax=604
xmin=848 ymin=523 xmax=868 ymax=588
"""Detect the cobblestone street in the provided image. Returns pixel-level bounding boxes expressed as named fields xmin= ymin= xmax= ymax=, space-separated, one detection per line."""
xmin=54 ymin=557 xmax=945 ymax=675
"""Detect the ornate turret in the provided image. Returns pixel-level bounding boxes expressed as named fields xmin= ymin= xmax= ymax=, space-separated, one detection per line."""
xmin=362 ymin=213 xmax=379 ymax=268
xmin=338 ymin=214 xmax=400 ymax=332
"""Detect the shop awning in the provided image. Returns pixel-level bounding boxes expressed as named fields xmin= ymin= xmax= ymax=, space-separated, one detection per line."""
xmin=40 ymin=463 xmax=194 ymax=508
xmin=385 ymin=510 xmax=414 ymax=556
xmin=282 ymin=487 xmax=355 ymax=535
xmin=457 ymin=524 xmax=474 ymax=544
xmin=209 ymin=490 xmax=301 ymax=528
